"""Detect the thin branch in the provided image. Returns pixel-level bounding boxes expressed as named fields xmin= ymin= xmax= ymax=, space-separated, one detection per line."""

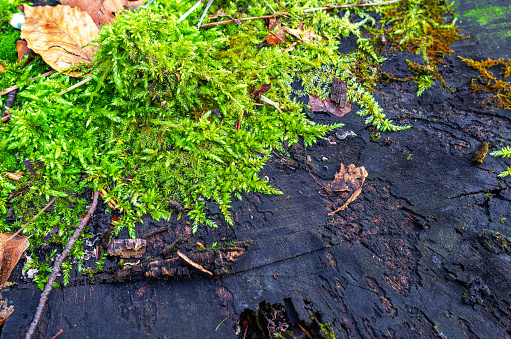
xmin=0 ymin=70 xmax=56 ymax=96
xmin=200 ymin=12 xmax=287 ymax=28
xmin=58 ymin=76 xmax=92 ymax=95
xmin=196 ymin=0 xmax=215 ymax=29
xmin=177 ymin=0 xmax=204 ymax=23
xmin=10 ymin=197 xmax=57 ymax=241
xmin=200 ymin=0 xmax=405 ymax=28
xmin=303 ymin=0 xmax=406 ymax=13
xmin=26 ymin=191 xmax=100 ymax=339
xmin=177 ymin=250 xmax=213 ymax=276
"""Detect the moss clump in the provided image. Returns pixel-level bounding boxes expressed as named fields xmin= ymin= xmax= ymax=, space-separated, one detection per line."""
xmin=460 ymin=57 xmax=511 ymax=110
xmin=370 ymin=0 xmax=466 ymax=94
xmin=0 ymin=0 xmax=465 ymax=283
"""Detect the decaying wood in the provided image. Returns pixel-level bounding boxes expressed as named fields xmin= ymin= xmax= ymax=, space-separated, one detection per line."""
xmin=472 ymin=141 xmax=489 ymax=164
xmin=1 ymin=90 xmax=17 ymax=122
xmin=331 ymin=78 xmax=347 ymax=108
xmin=26 ymin=191 xmax=100 ymax=339
xmin=95 ymin=245 xmax=249 ymax=283
xmin=177 ymin=250 xmax=213 ymax=276
xmin=107 ymin=239 xmax=147 ymax=259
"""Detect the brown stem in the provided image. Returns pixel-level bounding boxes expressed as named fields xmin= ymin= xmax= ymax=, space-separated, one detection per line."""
xmin=200 ymin=12 xmax=288 ymax=28
xmin=25 ymin=191 xmax=100 ymax=339
xmin=0 ymin=70 xmax=56 ymax=97
xmin=302 ymin=0 xmax=406 ymax=13
xmin=200 ymin=0 xmax=405 ymax=28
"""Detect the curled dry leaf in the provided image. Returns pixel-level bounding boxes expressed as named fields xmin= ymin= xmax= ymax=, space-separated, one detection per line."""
xmin=308 ymin=95 xmax=351 ymax=117
xmin=61 ymin=0 xmax=145 ymax=28
xmin=331 ymin=78 xmax=347 ymax=108
xmin=251 ymin=83 xmax=271 ymax=99
xmin=264 ymin=18 xmax=286 ymax=45
xmin=16 ymin=40 xmax=31 ymax=63
xmin=21 ymin=5 xmax=99 ymax=76
xmin=0 ymin=233 xmax=30 ymax=288
xmin=330 ymin=163 xmax=368 ymax=192
xmin=283 ymin=24 xmax=322 ymax=44
xmin=328 ymin=163 xmax=368 ymax=215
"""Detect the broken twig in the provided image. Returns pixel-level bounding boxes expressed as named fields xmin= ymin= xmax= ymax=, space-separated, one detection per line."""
xmin=177 ymin=250 xmax=213 ymax=276
xmin=200 ymin=0 xmax=405 ymax=28
xmin=26 ymin=191 xmax=100 ymax=339
xmin=58 ymin=76 xmax=92 ymax=95
xmin=196 ymin=0 xmax=215 ymax=29
xmin=177 ymin=0 xmax=204 ymax=23
xmin=0 ymin=70 xmax=56 ymax=96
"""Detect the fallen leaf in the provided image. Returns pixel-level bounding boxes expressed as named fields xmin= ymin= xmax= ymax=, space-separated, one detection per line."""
xmin=330 ymin=163 xmax=368 ymax=192
xmin=16 ymin=40 xmax=31 ymax=63
xmin=0 ymin=233 xmax=30 ymax=288
xmin=328 ymin=163 xmax=368 ymax=215
xmin=4 ymin=172 xmax=23 ymax=181
xmin=0 ymin=292 xmax=14 ymax=325
xmin=283 ymin=41 xmax=298 ymax=52
xmin=308 ymin=95 xmax=351 ymax=117
xmin=208 ymin=9 xmax=227 ymax=20
xmin=264 ymin=18 xmax=286 ymax=45
xmin=107 ymin=239 xmax=147 ymax=258
xmin=21 ymin=5 xmax=99 ymax=76
xmin=251 ymin=83 xmax=271 ymax=99
xmin=472 ymin=141 xmax=489 ymax=164
xmin=283 ymin=24 xmax=322 ymax=44
xmin=61 ymin=0 xmax=145 ymax=28
xmin=0 ymin=65 xmax=5 ymax=73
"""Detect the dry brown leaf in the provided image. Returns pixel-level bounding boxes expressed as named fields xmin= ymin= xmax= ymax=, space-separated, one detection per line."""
xmin=264 ymin=18 xmax=287 ymax=45
xmin=61 ymin=0 xmax=145 ymax=28
xmin=251 ymin=83 xmax=271 ymax=99
xmin=0 ymin=233 xmax=30 ymax=288
xmin=21 ymin=5 xmax=99 ymax=76
xmin=331 ymin=77 xmax=347 ymax=108
xmin=283 ymin=25 xmax=322 ymax=44
xmin=16 ymin=40 xmax=31 ymax=63
xmin=0 ymin=292 xmax=14 ymax=325
xmin=328 ymin=163 xmax=368 ymax=215
xmin=330 ymin=163 xmax=368 ymax=192
xmin=308 ymin=95 xmax=351 ymax=117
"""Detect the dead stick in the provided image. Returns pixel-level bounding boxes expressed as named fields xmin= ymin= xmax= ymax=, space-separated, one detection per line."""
xmin=200 ymin=12 xmax=288 ymax=28
xmin=200 ymin=0 xmax=405 ymax=28
xmin=302 ymin=0 xmax=406 ymax=13
xmin=177 ymin=0 xmax=204 ymax=23
xmin=9 ymin=197 xmax=57 ymax=241
xmin=58 ymin=76 xmax=92 ymax=95
xmin=0 ymin=70 xmax=56 ymax=96
xmin=25 ymin=191 xmax=100 ymax=339
xmin=177 ymin=250 xmax=213 ymax=276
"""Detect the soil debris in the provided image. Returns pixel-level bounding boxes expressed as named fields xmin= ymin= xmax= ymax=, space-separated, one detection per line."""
xmin=107 ymin=239 xmax=147 ymax=258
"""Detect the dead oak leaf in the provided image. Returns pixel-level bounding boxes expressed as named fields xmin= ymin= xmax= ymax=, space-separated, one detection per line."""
xmin=0 ymin=233 xmax=30 ymax=288
xmin=283 ymin=25 xmax=322 ymax=44
xmin=330 ymin=163 xmax=368 ymax=192
xmin=263 ymin=18 xmax=286 ymax=45
xmin=328 ymin=163 xmax=368 ymax=215
xmin=61 ymin=0 xmax=145 ymax=28
xmin=308 ymin=95 xmax=351 ymax=117
xmin=21 ymin=5 xmax=99 ymax=76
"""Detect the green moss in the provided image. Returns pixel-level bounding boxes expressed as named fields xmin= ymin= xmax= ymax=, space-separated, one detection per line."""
xmin=464 ymin=5 xmax=511 ymax=26
xmin=0 ymin=26 xmax=20 ymax=64
xmin=0 ymin=0 xmax=464 ymax=284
